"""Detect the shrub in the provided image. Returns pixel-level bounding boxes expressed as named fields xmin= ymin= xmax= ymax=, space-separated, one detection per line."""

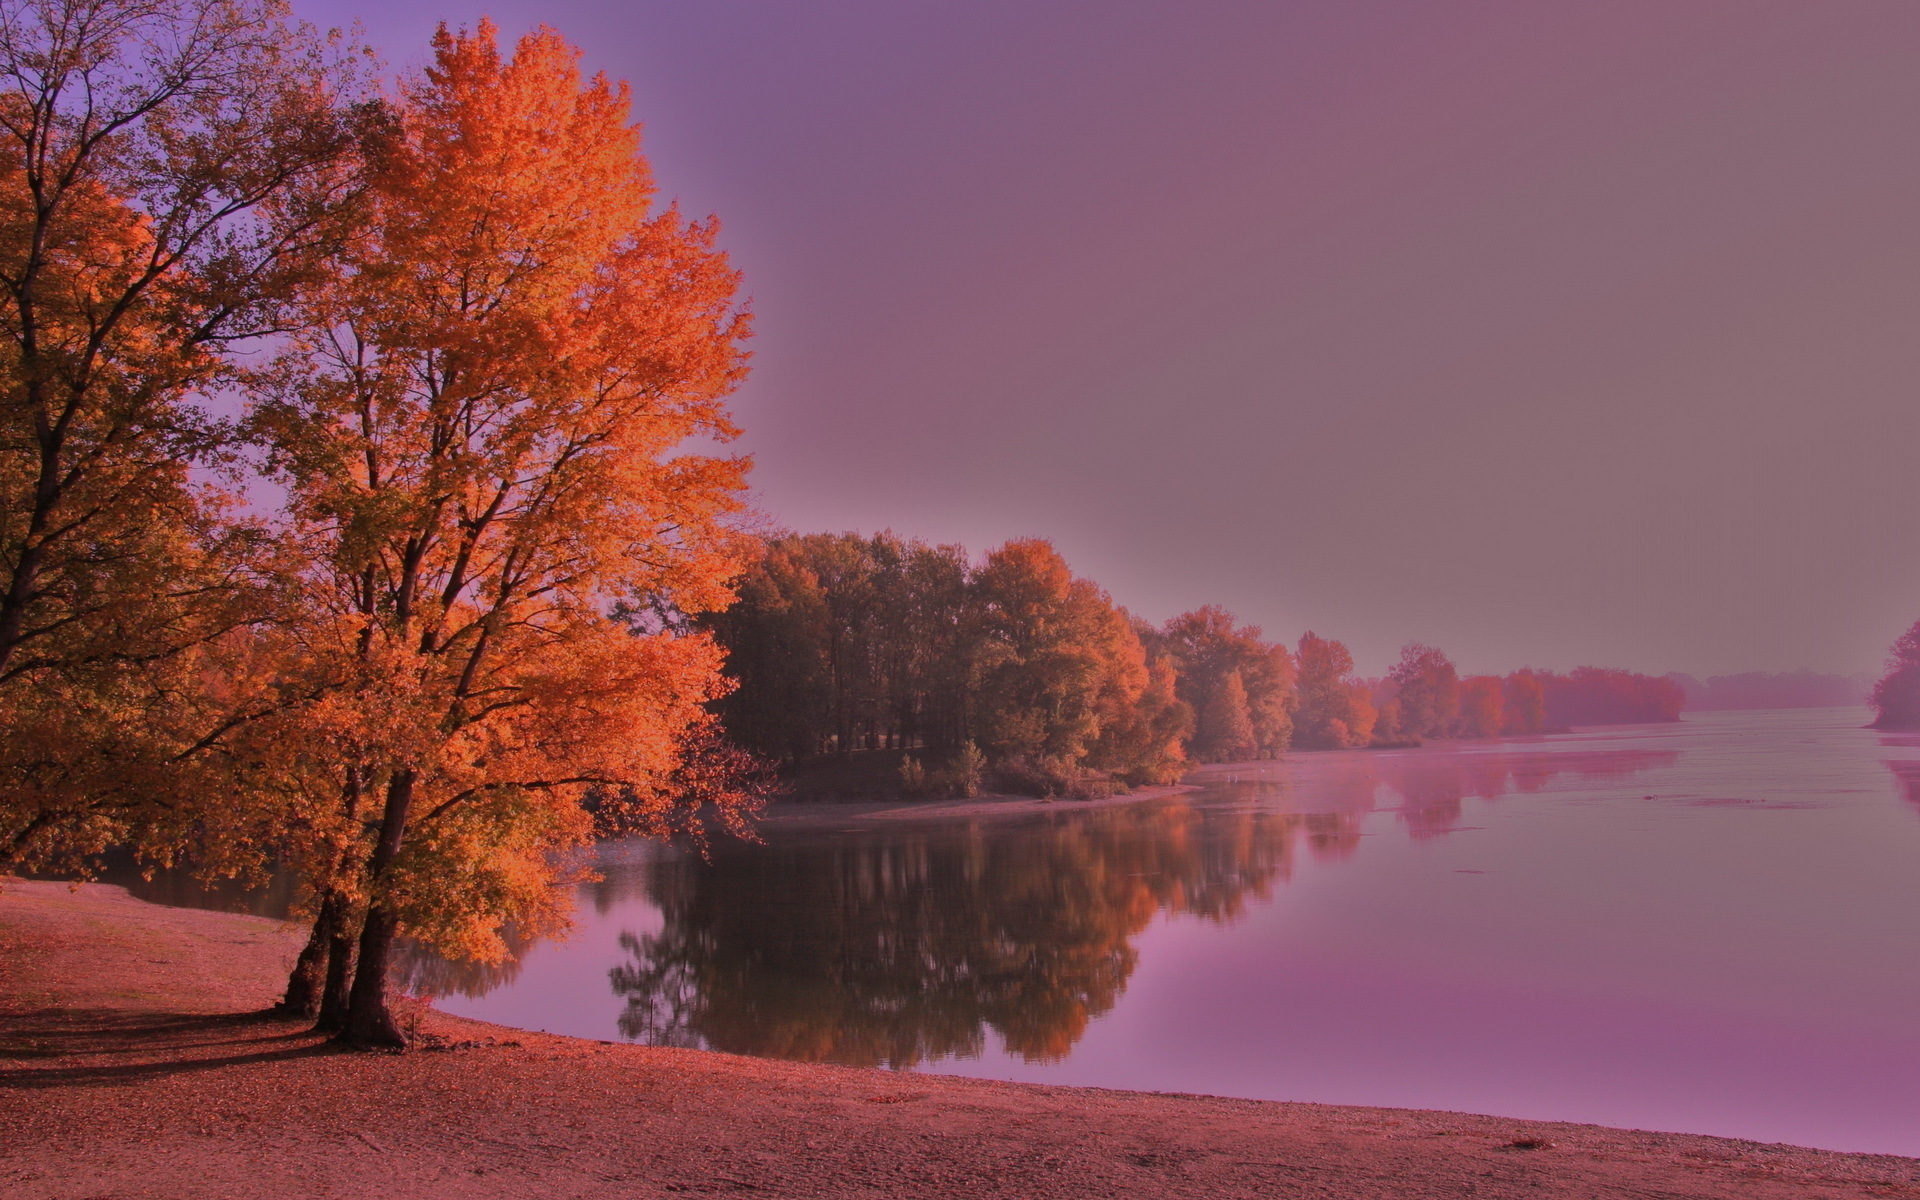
xmin=898 ymin=755 xmax=929 ymax=798
xmin=931 ymin=741 xmax=985 ymax=798
xmin=991 ymin=754 xmax=1079 ymax=798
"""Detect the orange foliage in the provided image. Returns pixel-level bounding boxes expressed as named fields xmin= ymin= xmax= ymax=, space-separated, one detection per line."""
xmin=1155 ymin=606 xmax=1295 ymax=760
xmin=1501 ymin=670 xmax=1548 ymax=734
xmin=1388 ymin=643 xmax=1459 ymax=739
xmin=1293 ymin=632 xmax=1374 ymax=749
xmin=253 ymin=21 xmax=752 ymax=1043
xmin=1454 ymin=676 xmax=1506 ymax=738
xmin=0 ymin=0 xmax=361 ymax=873
xmin=973 ymin=538 xmax=1150 ymax=783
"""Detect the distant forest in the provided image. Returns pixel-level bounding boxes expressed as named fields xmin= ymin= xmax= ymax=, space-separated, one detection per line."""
xmin=1666 ymin=671 xmax=1870 ymax=711
xmin=703 ymin=532 xmax=1683 ymax=798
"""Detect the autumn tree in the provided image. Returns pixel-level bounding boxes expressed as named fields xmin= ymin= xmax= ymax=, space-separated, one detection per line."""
xmin=703 ymin=537 xmax=835 ymax=762
xmin=705 ymin=530 xmax=975 ymax=764
xmin=708 ymin=533 xmax=1187 ymax=791
xmin=1087 ymin=634 xmax=1192 ymax=785
xmin=970 ymin=538 xmax=1150 ymax=791
xmin=1293 ymin=631 xmax=1374 ymax=749
xmin=1536 ymin=667 xmax=1683 ymax=726
xmin=1373 ymin=677 xmax=1402 ymax=741
xmin=223 ymin=660 xmax=383 ymax=1022
xmin=0 ymin=0 xmax=365 ymax=872
xmin=765 ymin=532 xmax=884 ymax=755
xmin=1157 ymin=606 xmax=1294 ymax=760
xmin=1871 ymin=620 xmax=1920 ymax=729
xmin=252 ymin=22 xmax=754 ymax=1046
xmin=1388 ymin=643 xmax=1459 ymax=740
xmin=1453 ymin=675 xmax=1505 ymax=738
xmin=875 ymin=534 xmax=976 ymax=753
xmin=1502 ymin=669 xmax=1547 ymax=734
xmin=1195 ymin=670 xmax=1256 ymax=763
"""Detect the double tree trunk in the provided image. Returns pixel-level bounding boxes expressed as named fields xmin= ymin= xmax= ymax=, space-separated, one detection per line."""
xmin=282 ymin=773 xmax=369 ymax=1025
xmin=279 ymin=889 xmax=359 ymax=1026
xmin=341 ymin=769 xmax=415 ymax=1047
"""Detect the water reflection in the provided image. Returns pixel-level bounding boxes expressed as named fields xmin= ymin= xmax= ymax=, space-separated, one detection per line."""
xmin=1888 ymin=762 xmax=1920 ymax=813
xmin=609 ymin=803 xmax=1296 ymax=1067
xmin=1376 ymin=747 xmax=1679 ymax=837
xmin=592 ymin=744 xmax=1680 ymax=1068
xmin=1877 ymin=732 xmax=1920 ymax=815
xmin=1235 ymin=744 xmax=1682 ymax=842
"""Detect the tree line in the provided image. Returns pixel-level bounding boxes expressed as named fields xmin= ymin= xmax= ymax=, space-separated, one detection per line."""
xmin=707 ymin=531 xmax=1684 ymax=798
xmin=0 ymin=1 xmax=762 ymax=1047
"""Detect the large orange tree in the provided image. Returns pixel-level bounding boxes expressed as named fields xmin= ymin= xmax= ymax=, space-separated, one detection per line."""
xmin=252 ymin=22 xmax=755 ymax=1045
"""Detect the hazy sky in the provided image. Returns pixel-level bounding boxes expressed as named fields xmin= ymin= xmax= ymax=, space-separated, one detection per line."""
xmin=299 ymin=1 xmax=1920 ymax=678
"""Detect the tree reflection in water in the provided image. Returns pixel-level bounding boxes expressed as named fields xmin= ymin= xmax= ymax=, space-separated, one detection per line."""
xmin=610 ymin=803 xmax=1294 ymax=1067
xmin=1878 ymin=732 xmax=1920 ymax=814
xmin=1373 ymin=746 xmax=1681 ymax=839
xmin=608 ymin=744 xmax=1678 ymax=1068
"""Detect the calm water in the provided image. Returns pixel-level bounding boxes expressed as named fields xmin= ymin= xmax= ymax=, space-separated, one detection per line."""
xmin=157 ymin=708 xmax=1920 ymax=1154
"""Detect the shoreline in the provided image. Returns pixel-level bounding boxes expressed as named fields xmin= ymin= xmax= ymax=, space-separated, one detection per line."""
xmin=748 ymin=719 xmax=1721 ymax=831
xmin=4 ymin=880 xmax=1918 ymax=1198
xmin=755 ymin=782 xmax=1199 ymax=827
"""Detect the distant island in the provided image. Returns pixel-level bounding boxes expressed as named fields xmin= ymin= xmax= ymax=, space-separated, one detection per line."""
xmin=706 ymin=531 xmax=1683 ymax=803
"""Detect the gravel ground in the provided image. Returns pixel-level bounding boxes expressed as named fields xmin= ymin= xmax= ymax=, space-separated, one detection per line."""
xmin=3 ymin=878 xmax=1917 ymax=1200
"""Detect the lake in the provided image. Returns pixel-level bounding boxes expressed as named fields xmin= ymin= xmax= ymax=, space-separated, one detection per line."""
xmin=146 ymin=708 xmax=1920 ymax=1155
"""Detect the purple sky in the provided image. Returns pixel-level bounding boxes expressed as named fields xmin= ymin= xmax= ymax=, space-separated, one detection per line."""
xmin=297 ymin=1 xmax=1920 ymax=678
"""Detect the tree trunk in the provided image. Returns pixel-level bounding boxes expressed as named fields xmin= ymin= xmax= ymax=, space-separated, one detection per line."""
xmin=341 ymin=901 xmax=405 ymax=1047
xmin=316 ymin=901 xmax=359 ymax=1032
xmin=277 ymin=897 xmax=337 ymax=1019
xmin=339 ymin=769 xmax=415 ymax=1048
xmin=313 ymin=767 xmax=366 ymax=1031
xmin=0 ymin=497 xmax=50 ymax=681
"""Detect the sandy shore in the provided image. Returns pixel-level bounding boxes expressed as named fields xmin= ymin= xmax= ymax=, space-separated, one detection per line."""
xmin=4 ymin=880 xmax=1918 ymax=1199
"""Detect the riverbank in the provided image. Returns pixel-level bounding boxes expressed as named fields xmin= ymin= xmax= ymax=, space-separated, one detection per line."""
xmin=756 ymin=782 xmax=1198 ymax=828
xmin=4 ymin=879 xmax=1917 ymax=1199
